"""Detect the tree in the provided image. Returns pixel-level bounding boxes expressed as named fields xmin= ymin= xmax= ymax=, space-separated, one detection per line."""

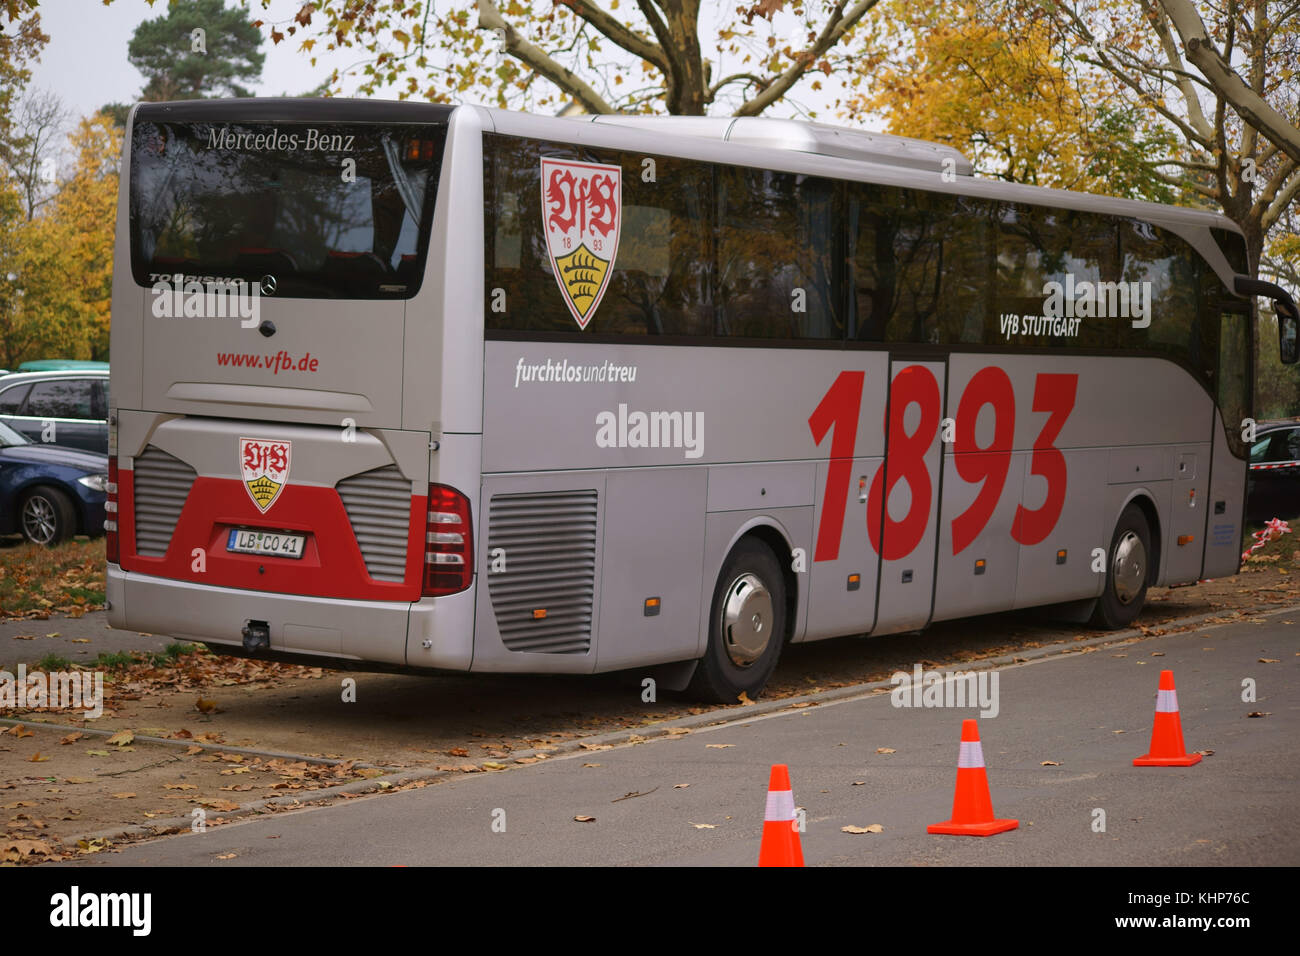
xmin=1051 ymin=0 xmax=1300 ymax=273
xmin=0 ymin=116 xmax=121 ymax=367
xmin=844 ymin=0 xmax=1182 ymax=201
xmin=129 ymin=0 xmax=265 ymax=100
xmin=247 ymin=0 xmax=883 ymax=116
xmin=0 ymin=2 xmax=47 ymax=166
xmin=4 ymin=90 xmax=70 ymax=221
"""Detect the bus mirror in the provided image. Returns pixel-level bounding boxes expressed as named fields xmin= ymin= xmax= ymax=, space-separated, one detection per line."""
xmin=1278 ymin=299 xmax=1299 ymax=365
xmin=1234 ymin=275 xmax=1300 ymax=365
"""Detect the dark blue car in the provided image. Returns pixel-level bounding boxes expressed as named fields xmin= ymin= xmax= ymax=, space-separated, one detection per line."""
xmin=0 ymin=420 xmax=107 ymax=545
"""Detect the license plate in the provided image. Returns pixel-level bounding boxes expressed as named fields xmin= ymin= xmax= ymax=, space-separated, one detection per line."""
xmin=227 ymin=528 xmax=305 ymax=559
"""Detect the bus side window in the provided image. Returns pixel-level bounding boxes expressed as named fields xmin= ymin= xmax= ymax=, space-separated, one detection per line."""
xmin=1120 ymin=219 xmax=1198 ymax=364
xmin=716 ymin=168 xmax=839 ymax=341
xmin=603 ymin=156 xmax=713 ymax=338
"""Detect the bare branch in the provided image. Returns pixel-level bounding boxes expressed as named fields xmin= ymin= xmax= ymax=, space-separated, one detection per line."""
xmin=1158 ymin=0 xmax=1300 ymax=164
xmin=556 ymin=0 xmax=669 ymax=75
xmin=736 ymin=0 xmax=882 ymax=116
xmin=1143 ymin=0 xmax=1215 ymax=142
xmin=476 ymin=0 xmax=614 ymax=113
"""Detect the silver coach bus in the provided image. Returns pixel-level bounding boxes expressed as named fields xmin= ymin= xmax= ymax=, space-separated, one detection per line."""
xmin=107 ymin=99 xmax=1299 ymax=702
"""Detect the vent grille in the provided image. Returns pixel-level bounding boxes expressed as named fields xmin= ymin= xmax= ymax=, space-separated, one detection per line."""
xmin=336 ymin=465 xmax=412 ymax=582
xmin=132 ymin=446 xmax=197 ymax=557
xmin=487 ymin=490 xmax=597 ymax=654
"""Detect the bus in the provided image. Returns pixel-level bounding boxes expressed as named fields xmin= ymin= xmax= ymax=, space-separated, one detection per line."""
xmin=107 ymin=98 xmax=1299 ymax=703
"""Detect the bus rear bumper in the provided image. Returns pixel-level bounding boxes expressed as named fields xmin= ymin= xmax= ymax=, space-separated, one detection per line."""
xmin=106 ymin=566 xmax=473 ymax=670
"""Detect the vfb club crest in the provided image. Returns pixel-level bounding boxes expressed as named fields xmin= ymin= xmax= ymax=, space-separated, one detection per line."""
xmin=239 ymin=438 xmax=291 ymax=513
xmin=541 ymin=157 xmax=621 ymax=329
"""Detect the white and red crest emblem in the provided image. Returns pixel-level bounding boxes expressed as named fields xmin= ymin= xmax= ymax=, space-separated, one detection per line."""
xmin=239 ymin=438 xmax=291 ymax=513
xmin=541 ymin=157 xmax=621 ymax=329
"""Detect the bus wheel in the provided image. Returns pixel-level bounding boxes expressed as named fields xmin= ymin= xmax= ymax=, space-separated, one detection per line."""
xmin=687 ymin=539 xmax=787 ymax=704
xmin=1090 ymin=503 xmax=1151 ymax=629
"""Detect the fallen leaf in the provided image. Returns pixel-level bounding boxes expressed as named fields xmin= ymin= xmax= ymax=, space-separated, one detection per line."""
xmin=5 ymin=725 xmax=33 ymax=738
xmin=581 ymin=763 xmax=600 ymax=768
xmin=111 ymin=792 xmax=136 ymax=799
xmin=216 ymin=853 xmax=237 ymax=860
xmin=1041 ymin=760 xmax=1061 ymax=766
xmin=690 ymin=823 xmax=716 ymax=829
xmin=1258 ymin=658 xmax=1280 ymax=663
xmin=183 ymin=745 xmax=203 ymax=755
xmin=195 ymin=697 xmax=219 ymax=714
xmin=106 ymin=730 xmax=135 ymax=747
xmin=876 ymin=747 xmax=896 ymax=754
xmin=163 ymin=783 xmax=198 ymax=791
xmin=64 ymin=777 xmax=92 ymax=785
xmin=842 ymin=824 xmax=884 ymax=834
xmin=1195 ymin=750 xmax=1215 ymax=756
xmin=673 ymin=783 xmax=690 ymax=789
xmin=573 ymin=815 xmax=596 ymax=823
xmin=71 ymin=638 xmax=90 ymax=644
xmin=11 ymin=635 xmax=34 ymax=640
xmin=852 ymin=781 xmax=866 ymax=786
xmin=196 ymin=799 xmax=240 ymax=811
xmin=737 ymin=691 xmax=755 ymax=705
xmin=578 ymin=743 xmax=611 ymax=751
xmin=482 ymin=761 xmax=508 ymax=770
xmin=447 ymin=747 xmax=469 ymax=757
xmin=705 ymin=744 xmax=734 ymax=749
xmin=1246 ymin=711 xmax=1272 ymax=718
xmin=59 ymin=733 xmax=83 ymax=745
xmin=1150 ymin=652 xmax=1165 ymax=657
xmin=27 ymin=752 xmax=50 ymax=762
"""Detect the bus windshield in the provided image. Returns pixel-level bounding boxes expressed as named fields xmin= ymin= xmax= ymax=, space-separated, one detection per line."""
xmin=129 ymin=120 xmax=446 ymax=299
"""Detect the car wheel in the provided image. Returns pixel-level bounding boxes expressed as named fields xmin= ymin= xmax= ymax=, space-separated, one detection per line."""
xmin=20 ymin=485 xmax=76 ymax=546
xmin=1089 ymin=502 xmax=1151 ymax=629
xmin=686 ymin=538 xmax=787 ymax=703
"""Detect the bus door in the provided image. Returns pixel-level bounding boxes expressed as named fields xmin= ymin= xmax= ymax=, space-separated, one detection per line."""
xmin=872 ymin=359 xmax=947 ymax=634
xmin=931 ymin=358 xmax=1025 ymax=622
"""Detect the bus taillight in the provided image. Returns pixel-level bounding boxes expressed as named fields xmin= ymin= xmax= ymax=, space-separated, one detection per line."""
xmin=423 ymin=484 xmax=473 ymax=596
xmin=105 ymin=458 xmax=119 ymax=564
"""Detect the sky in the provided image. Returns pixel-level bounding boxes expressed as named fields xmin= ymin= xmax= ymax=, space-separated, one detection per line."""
xmin=29 ymin=0 xmax=355 ymax=118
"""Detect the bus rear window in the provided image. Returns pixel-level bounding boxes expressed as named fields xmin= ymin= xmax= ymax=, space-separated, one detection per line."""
xmin=129 ymin=121 xmax=446 ymax=299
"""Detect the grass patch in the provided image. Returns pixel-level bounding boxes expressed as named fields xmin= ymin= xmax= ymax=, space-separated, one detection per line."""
xmin=0 ymin=538 xmax=105 ymax=619
xmin=35 ymin=653 xmax=74 ymax=671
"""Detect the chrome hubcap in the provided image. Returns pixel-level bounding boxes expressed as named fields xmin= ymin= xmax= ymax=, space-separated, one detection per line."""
xmin=1112 ymin=530 xmax=1146 ymax=605
xmin=720 ymin=572 xmax=773 ymax=667
xmin=22 ymin=496 xmax=57 ymax=545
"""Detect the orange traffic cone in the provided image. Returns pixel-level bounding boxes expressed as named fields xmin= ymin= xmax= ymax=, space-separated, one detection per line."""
xmin=927 ymin=719 xmax=1019 ymax=837
xmin=758 ymin=764 xmax=804 ymax=867
xmin=1133 ymin=670 xmax=1202 ymax=767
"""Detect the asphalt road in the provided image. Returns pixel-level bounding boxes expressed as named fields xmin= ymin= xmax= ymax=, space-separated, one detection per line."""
xmin=75 ymin=608 xmax=1299 ymax=866
xmin=0 ymin=611 xmax=172 ymax=671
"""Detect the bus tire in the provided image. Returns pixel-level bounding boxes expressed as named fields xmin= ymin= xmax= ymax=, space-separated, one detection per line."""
xmin=20 ymin=485 xmax=76 ymax=547
xmin=1089 ymin=503 xmax=1151 ymax=629
xmin=687 ymin=538 xmax=787 ymax=704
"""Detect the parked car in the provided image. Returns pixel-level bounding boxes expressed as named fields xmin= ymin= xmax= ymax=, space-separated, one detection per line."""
xmin=1246 ymin=419 xmax=1300 ymax=522
xmin=15 ymin=360 xmax=110 ymax=373
xmin=0 ymin=369 xmax=109 ymax=453
xmin=0 ymin=419 xmax=107 ymax=545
